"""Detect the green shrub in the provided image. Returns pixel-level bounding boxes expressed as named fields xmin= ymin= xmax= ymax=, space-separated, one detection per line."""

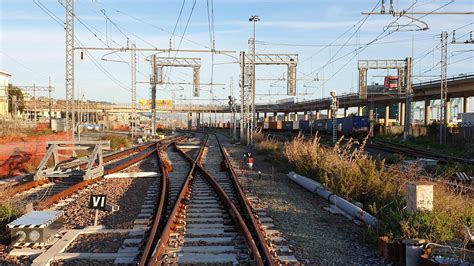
xmin=281 ymin=134 xmax=473 ymax=243
xmin=101 ymin=135 xmax=132 ymax=150
xmin=0 ymin=202 xmax=22 ymax=224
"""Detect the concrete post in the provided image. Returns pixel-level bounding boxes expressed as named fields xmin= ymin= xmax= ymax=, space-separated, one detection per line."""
xmin=445 ymin=99 xmax=451 ymax=124
xmin=304 ymin=111 xmax=309 ymax=120
xmin=384 ymin=104 xmax=390 ymax=127
xmin=424 ymin=99 xmax=431 ymax=126
xmin=464 ymin=96 xmax=470 ymax=113
xmin=369 ymin=106 xmax=374 ymax=121
xmin=327 ymin=109 xmax=331 ymax=119
xmin=316 ymin=110 xmax=321 ymax=120
xmin=400 ymin=102 xmax=406 ymax=126
xmin=196 ymin=112 xmax=201 ymax=129
xmin=187 ymin=112 xmax=192 ymax=131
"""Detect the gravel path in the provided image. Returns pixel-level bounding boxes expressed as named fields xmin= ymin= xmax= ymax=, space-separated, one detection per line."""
xmin=226 ymin=142 xmax=386 ymax=265
xmin=65 ymin=232 xmax=128 ymax=253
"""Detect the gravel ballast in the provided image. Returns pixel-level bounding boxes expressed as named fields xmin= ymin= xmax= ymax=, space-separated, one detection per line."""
xmin=226 ymin=141 xmax=386 ymax=265
xmin=65 ymin=232 xmax=128 ymax=253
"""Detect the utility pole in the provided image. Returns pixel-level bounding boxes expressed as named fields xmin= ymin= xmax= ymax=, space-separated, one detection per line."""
xmin=65 ymin=0 xmax=75 ymax=139
xmin=249 ymin=15 xmax=260 ymax=145
xmin=440 ymin=31 xmax=448 ymax=144
xmin=330 ymin=91 xmax=338 ymax=143
xmin=150 ymin=54 xmax=157 ymax=136
xmin=48 ymin=77 xmax=52 ymax=128
xmin=131 ymin=42 xmax=137 ymax=139
xmin=403 ymin=57 xmax=413 ymax=141
xmin=240 ymin=52 xmax=245 ymax=143
xmin=33 ymin=83 xmax=37 ymax=121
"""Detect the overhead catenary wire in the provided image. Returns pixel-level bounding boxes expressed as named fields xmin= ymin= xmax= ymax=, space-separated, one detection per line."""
xmin=32 ymin=0 xmax=143 ymax=98
xmin=306 ymin=0 xmax=457 ymax=94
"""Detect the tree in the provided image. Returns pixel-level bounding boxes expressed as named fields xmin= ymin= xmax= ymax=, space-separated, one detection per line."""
xmin=7 ymin=84 xmax=25 ymax=114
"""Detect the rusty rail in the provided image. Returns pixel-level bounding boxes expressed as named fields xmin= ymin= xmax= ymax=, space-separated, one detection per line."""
xmin=214 ymin=134 xmax=275 ymax=265
xmin=8 ymin=142 xmax=157 ymax=195
xmin=139 ymin=139 xmax=181 ymax=266
xmin=33 ymin=140 xmax=170 ymax=210
xmin=34 ymin=178 xmax=99 ymax=210
xmin=173 ymin=138 xmax=265 ymax=266
xmin=146 ymin=135 xmax=207 ymax=265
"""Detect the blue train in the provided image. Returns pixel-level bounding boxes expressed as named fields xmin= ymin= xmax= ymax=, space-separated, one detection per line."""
xmin=259 ymin=115 xmax=370 ymax=136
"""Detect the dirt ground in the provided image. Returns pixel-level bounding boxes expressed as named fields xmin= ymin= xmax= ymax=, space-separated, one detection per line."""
xmin=225 ymin=141 xmax=387 ymax=265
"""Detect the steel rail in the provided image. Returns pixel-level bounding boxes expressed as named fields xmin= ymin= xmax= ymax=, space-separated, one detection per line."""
xmin=147 ymin=135 xmax=208 ymax=265
xmin=8 ymin=142 xmax=157 ymax=195
xmin=139 ymin=138 xmax=184 ymax=266
xmin=174 ymin=142 xmax=265 ymax=266
xmin=367 ymin=140 xmax=474 ymax=165
xmin=33 ymin=140 xmax=170 ymax=210
xmin=214 ymin=134 xmax=276 ymax=265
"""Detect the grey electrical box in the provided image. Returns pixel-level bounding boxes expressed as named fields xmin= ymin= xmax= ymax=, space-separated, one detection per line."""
xmin=7 ymin=211 xmax=63 ymax=244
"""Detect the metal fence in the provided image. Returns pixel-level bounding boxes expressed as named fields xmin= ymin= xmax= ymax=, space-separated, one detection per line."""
xmin=449 ymin=123 xmax=474 ymax=144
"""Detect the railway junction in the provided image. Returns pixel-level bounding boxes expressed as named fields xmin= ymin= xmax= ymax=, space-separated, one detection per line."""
xmin=1 ymin=0 xmax=474 ymax=265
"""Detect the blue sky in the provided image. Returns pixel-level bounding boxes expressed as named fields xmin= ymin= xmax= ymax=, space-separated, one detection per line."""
xmin=0 ymin=0 xmax=473 ymax=105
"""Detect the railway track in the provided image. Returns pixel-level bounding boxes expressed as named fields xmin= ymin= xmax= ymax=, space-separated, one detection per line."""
xmin=3 ymin=133 xmax=300 ymax=264
xmin=139 ymin=133 xmax=298 ymax=265
xmin=366 ymin=140 xmax=474 ymax=165
xmin=10 ymin=136 xmax=186 ymax=211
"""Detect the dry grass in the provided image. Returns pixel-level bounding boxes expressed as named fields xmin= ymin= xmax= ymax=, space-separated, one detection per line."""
xmin=278 ymin=134 xmax=474 ymax=243
xmin=100 ymin=135 xmax=132 ymax=150
xmin=0 ymin=187 xmax=26 ymax=243
xmin=254 ymin=131 xmax=280 ymax=154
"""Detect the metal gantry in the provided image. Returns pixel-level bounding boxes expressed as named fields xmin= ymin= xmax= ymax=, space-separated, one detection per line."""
xmin=148 ymin=55 xmax=202 ymax=135
xmin=358 ymin=58 xmax=412 ymax=140
xmin=240 ymin=38 xmax=299 ymax=145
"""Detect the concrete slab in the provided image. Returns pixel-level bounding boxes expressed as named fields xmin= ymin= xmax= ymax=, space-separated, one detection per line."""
xmin=186 ymin=217 xmax=224 ymax=223
xmin=128 ymin=229 xmax=146 ymax=236
xmin=54 ymin=252 xmax=136 ymax=260
xmin=186 ymin=228 xmax=225 ymax=236
xmin=9 ymin=247 xmax=45 ymax=257
xmin=187 ymin=212 xmax=224 ymax=218
xmin=118 ymin=246 xmax=139 ymax=253
xmin=176 ymin=252 xmax=238 ymax=264
xmin=277 ymin=255 xmax=298 ymax=263
xmin=179 ymin=245 xmax=243 ymax=254
xmin=259 ymin=217 xmax=273 ymax=223
xmin=187 ymin=223 xmax=227 ymax=229
xmin=184 ymin=237 xmax=236 ymax=245
xmin=32 ymin=230 xmax=81 ymax=266
xmin=104 ymin=172 xmax=160 ymax=179
xmin=114 ymin=256 xmax=137 ymax=264
xmin=187 ymin=208 xmax=222 ymax=213
xmin=123 ymin=238 xmax=142 ymax=245
xmin=133 ymin=218 xmax=150 ymax=225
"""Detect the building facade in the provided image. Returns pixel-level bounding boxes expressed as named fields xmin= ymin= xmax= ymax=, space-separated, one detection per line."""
xmin=0 ymin=70 xmax=11 ymax=119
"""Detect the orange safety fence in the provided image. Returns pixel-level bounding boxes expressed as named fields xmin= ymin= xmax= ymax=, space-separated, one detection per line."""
xmin=0 ymin=131 xmax=71 ymax=178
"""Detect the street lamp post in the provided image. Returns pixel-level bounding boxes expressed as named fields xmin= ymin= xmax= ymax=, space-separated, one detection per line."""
xmin=249 ymin=15 xmax=260 ymax=145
